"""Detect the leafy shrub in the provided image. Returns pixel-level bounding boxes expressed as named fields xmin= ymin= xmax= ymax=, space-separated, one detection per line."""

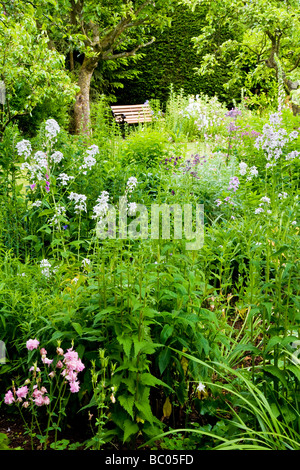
xmin=122 ymin=127 xmax=171 ymax=167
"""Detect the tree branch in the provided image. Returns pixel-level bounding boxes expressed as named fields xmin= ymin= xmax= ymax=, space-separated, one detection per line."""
xmin=103 ymin=37 xmax=155 ymax=61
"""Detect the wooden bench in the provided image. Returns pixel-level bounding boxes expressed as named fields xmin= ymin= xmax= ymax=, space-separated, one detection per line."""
xmin=110 ymin=103 xmax=153 ymax=125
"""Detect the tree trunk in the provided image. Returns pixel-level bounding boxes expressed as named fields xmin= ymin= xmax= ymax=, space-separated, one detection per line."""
xmin=74 ymin=57 xmax=98 ymax=136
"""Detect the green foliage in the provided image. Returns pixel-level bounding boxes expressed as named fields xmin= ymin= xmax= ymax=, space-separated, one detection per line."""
xmin=182 ymin=0 xmax=300 ymax=110
xmin=121 ymin=127 xmax=171 ymax=167
xmin=0 ymin=8 xmax=78 ymax=137
xmin=1 ymin=84 xmax=299 ymax=450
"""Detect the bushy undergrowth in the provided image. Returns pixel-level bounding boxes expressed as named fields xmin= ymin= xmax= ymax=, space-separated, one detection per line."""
xmin=0 ymin=88 xmax=299 ymax=450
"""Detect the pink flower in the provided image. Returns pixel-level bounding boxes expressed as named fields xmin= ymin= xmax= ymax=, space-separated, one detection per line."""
xmin=34 ymin=395 xmax=45 ymax=406
xmin=16 ymin=385 xmax=28 ymax=400
xmin=32 ymin=387 xmax=42 ymax=398
xmin=26 ymin=338 xmax=40 ymax=351
xmin=22 ymin=401 xmax=30 ymax=408
xmin=63 ymin=348 xmax=85 ymax=373
xmin=4 ymin=390 xmax=15 ymax=405
xmin=40 ymin=348 xmax=47 ymax=356
xmin=56 ymin=360 xmax=63 ymax=369
xmin=56 ymin=347 xmax=64 ymax=356
xmin=65 ymin=370 xmax=78 ymax=383
xmin=69 ymin=381 xmax=80 ymax=393
xmin=42 ymin=357 xmax=53 ymax=366
xmin=43 ymin=396 xmax=50 ymax=405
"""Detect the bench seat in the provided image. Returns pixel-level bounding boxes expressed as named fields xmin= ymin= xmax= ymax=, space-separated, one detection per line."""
xmin=111 ymin=104 xmax=153 ymax=124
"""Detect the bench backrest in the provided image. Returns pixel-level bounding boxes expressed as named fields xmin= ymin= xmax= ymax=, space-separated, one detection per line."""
xmin=111 ymin=104 xmax=153 ymax=124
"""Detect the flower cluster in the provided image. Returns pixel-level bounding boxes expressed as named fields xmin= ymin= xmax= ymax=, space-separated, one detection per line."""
xmin=57 ymin=172 xmax=74 ymax=186
xmin=51 ymin=151 xmax=64 ymax=164
xmin=45 ymin=119 xmax=60 ymax=141
xmin=92 ymin=191 xmax=110 ymax=221
xmin=68 ymin=192 xmax=87 ymax=214
xmin=254 ymin=196 xmax=272 ymax=215
xmin=161 ymin=154 xmax=182 ymax=170
xmin=39 ymin=259 xmax=57 ymax=278
xmin=79 ymin=145 xmax=99 ymax=175
xmin=125 ymin=177 xmax=138 ymax=195
xmin=48 ymin=204 xmax=66 ymax=228
xmin=16 ymin=139 xmax=32 ymax=159
xmin=228 ymin=176 xmax=240 ymax=192
xmin=254 ymin=112 xmax=299 ymax=166
xmin=61 ymin=347 xmax=85 ymax=393
xmin=4 ymin=340 xmax=85 ymax=409
xmin=238 ymin=161 xmax=258 ymax=180
xmin=225 ymin=108 xmax=242 ymax=119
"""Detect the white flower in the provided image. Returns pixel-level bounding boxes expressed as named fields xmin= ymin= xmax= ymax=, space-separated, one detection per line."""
xmin=128 ymin=202 xmax=137 ymax=216
xmin=278 ymin=192 xmax=288 ymax=199
xmin=79 ymin=145 xmax=99 ymax=174
xmin=196 ymin=382 xmax=206 ymax=393
xmin=260 ymin=196 xmax=271 ymax=204
xmin=45 ymin=119 xmax=60 ymax=140
xmin=40 ymin=259 xmax=52 ymax=278
xmin=255 ymin=208 xmax=264 ymax=214
xmin=249 ymin=166 xmax=258 ymax=177
xmin=34 ymin=151 xmax=48 ymax=170
xmin=57 ymin=173 xmax=74 ymax=186
xmin=86 ymin=144 xmax=99 ymax=157
xmin=92 ymin=191 xmax=110 ymax=220
xmin=82 ymin=258 xmax=91 ymax=268
xmin=48 ymin=204 xmax=66 ymax=227
xmin=51 ymin=151 xmax=64 ymax=164
xmin=68 ymin=192 xmax=87 ymax=213
xmin=285 ymin=150 xmax=300 ymax=161
xmin=239 ymin=161 xmax=248 ymax=175
xmin=289 ymin=130 xmax=298 ymax=140
xmin=126 ymin=177 xmax=138 ymax=195
xmin=292 ymin=220 xmax=297 ymax=225
xmin=32 ymin=200 xmax=42 ymax=208
xmin=16 ymin=140 xmax=32 ymax=159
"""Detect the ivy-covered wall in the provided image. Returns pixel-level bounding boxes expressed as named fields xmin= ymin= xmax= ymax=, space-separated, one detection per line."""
xmin=114 ymin=4 xmax=237 ymax=107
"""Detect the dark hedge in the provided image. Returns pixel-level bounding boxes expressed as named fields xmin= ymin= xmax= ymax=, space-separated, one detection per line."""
xmin=113 ymin=3 xmax=238 ymax=108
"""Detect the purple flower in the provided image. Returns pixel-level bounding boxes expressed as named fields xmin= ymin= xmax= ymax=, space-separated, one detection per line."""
xmin=226 ymin=108 xmax=242 ymax=118
xmin=62 ymin=225 xmax=68 ymax=230
xmin=30 ymin=183 xmax=36 ymax=190
xmin=228 ymin=176 xmax=240 ymax=192
xmin=227 ymin=122 xmax=240 ymax=133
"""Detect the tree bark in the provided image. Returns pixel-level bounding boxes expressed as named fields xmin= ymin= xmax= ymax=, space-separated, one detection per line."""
xmin=74 ymin=57 xmax=98 ymax=136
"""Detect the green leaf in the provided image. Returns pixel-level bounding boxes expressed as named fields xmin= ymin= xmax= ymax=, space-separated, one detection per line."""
xmin=117 ymin=336 xmax=132 ymax=358
xmin=160 ymin=324 xmax=174 ymax=344
xmin=72 ymin=322 xmax=83 ymax=336
xmin=158 ymin=347 xmax=171 ymax=374
xmin=262 ymin=365 xmax=288 ymax=388
xmin=118 ymin=394 xmax=135 ymax=419
xmin=286 ymin=365 xmax=300 ymax=382
xmin=123 ymin=419 xmax=139 ymax=443
xmin=139 ymin=373 xmax=173 ymax=391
